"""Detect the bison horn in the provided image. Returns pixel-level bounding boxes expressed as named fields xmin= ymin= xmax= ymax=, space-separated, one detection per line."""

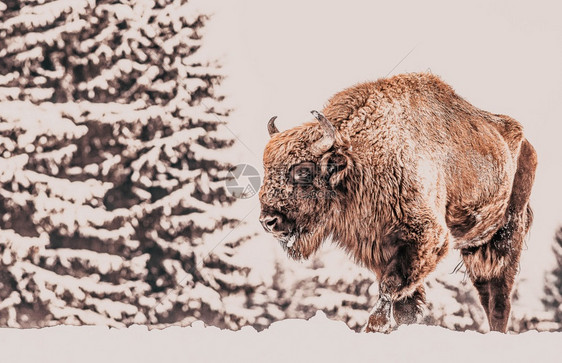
xmin=268 ymin=116 xmax=279 ymax=136
xmin=311 ymin=110 xmax=337 ymax=155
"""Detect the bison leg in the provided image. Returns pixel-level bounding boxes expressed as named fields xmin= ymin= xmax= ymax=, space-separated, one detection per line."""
xmin=470 ymin=278 xmax=491 ymax=318
xmin=462 ymin=204 xmax=533 ymax=332
xmin=393 ymin=285 xmax=426 ymax=326
xmin=462 ymin=138 xmax=537 ymax=332
xmin=488 ymin=275 xmax=515 ymax=332
xmin=364 ymin=293 xmax=393 ymax=333
xmin=462 ymin=234 xmax=519 ymax=333
xmin=365 ymin=214 xmax=448 ymax=333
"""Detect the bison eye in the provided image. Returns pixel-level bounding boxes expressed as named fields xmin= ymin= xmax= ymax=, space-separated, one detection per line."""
xmin=289 ymin=162 xmax=316 ymax=185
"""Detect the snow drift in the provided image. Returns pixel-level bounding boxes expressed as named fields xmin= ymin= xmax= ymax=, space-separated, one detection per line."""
xmin=0 ymin=312 xmax=559 ymax=363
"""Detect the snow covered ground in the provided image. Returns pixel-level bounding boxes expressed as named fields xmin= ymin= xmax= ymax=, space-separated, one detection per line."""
xmin=0 ymin=312 xmax=559 ymax=363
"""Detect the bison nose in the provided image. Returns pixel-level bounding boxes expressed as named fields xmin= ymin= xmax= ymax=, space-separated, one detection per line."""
xmin=260 ymin=214 xmax=280 ymax=233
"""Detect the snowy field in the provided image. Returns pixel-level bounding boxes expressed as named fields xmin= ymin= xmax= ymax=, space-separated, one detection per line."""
xmin=1 ymin=312 xmax=560 ymax=363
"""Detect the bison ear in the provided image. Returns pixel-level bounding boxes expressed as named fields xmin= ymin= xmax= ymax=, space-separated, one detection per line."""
xmin=321 ymin=152 xmax=351 ymax=188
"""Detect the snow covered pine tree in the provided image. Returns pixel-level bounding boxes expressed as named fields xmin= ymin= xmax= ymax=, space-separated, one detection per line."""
xmin=544 ymin=227 xmax=562 ymax=328
xmin=0 ymin=0 xmax=263 ymax=329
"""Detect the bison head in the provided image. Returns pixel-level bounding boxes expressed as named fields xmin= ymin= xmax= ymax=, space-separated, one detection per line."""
xmin=259 ymin=111 xmax=354 ymax=259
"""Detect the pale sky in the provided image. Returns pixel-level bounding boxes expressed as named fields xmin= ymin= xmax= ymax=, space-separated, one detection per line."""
xmin=202 ymin=0 xmax=562 ymax=294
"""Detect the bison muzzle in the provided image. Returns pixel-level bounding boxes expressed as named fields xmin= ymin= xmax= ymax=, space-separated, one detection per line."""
xmin=258 ymin=72 xmax=537 ymax=333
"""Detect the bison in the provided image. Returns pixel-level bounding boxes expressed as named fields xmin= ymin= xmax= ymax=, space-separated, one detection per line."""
xmin=258 ymin=72 xmax=537 ymax=333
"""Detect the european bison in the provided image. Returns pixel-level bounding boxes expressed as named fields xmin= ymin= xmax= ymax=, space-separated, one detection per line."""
xmin=258 ymin=72 xmax=537 ymax=333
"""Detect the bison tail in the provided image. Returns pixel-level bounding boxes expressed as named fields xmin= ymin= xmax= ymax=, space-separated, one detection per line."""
xmin=524 ymin=203 xmax=534 ymax=236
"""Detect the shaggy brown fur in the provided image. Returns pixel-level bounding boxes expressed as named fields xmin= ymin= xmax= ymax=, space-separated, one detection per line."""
xmin=259 ymin=72 xmax=537 ymax=333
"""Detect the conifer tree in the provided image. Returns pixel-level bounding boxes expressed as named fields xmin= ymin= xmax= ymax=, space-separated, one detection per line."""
xmin=0 ymin=0 xmax=261 ymax=329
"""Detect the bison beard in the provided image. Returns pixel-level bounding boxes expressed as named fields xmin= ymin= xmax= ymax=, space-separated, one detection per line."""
xmin=258 ymin=73 xmax=537 ymax=333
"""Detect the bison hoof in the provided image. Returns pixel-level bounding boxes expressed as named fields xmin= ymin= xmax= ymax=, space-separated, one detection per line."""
xmin=364 ymin=294 xmax=393 ymax=333
xmin=364 ymin=311 xmax=393 ymax=333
